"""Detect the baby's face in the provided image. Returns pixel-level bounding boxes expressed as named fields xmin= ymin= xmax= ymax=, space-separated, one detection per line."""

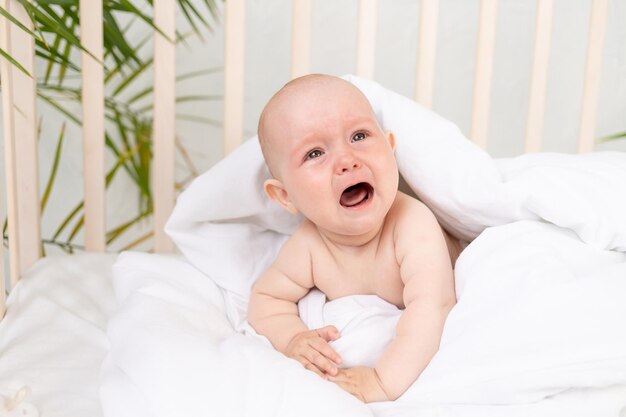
xmin=261 ymin=77 xmax=399 ymax=238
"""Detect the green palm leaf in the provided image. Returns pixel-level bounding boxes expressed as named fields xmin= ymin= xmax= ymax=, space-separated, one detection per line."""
xmin=0 ymin=47 xmax=30 ymax=76
xmin=3 ymin=0 xmax=223 ymax=252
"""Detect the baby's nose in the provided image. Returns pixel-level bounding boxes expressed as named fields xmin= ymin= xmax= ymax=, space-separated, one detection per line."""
xmin=335 ymin=152 xmax=361 ymax=174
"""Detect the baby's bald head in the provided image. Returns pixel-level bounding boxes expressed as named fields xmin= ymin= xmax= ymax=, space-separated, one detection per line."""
xmin=257 ymin=74 xmax=376 ymax=178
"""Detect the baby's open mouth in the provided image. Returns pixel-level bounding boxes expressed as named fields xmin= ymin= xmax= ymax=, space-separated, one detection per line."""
xmin=340 ymin=182 xmax=374 ymax=208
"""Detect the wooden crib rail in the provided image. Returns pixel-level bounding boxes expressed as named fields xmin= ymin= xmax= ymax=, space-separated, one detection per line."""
xmin=415 ymin=0 xmax=439 ymax=109
xmin=223 ymin=0 xmax=245 ymax=156
xmin=525 ymin=0 xmax=554 ymax=153
xmin=0 ymin=0 xmax=611 ymax=316
xmin=1 ymin=0 xmax=40 ymax=303
xmin=152 ymin=0 xmax=177 ymax=254
xmin=80 ymin=0 xmax=106 ymax=252
xmin=470 ymin=0 xmax=498 ymax=150
xmin=0 ymin=0 xmax=180 ymax=314
xmin=578 ymin=0 xmax=608 ymax=153
xmin=356 ymin=0 xmax=377 ymax=80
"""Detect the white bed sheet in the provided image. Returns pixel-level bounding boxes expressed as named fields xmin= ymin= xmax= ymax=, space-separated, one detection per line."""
xmin=0 ymin=253 xmax=117 ymax=417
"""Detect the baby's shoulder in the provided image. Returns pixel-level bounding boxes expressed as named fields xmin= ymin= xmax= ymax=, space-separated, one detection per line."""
xmin=281 ymin=219 xmax=320 ymax=251
xmin=388 ymin=191 xmax=434 ymax=223
xmin=387 ymin=192 xmax=442 ymax=243
xmin=272 ymin=221 xmax=317 ymax=280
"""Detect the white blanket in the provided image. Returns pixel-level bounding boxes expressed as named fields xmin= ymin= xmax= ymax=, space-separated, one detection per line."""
xmin=0 ymin=254 xmax=118 ymax=417
xmin=102 ymin=75 xmax=626 ymax=416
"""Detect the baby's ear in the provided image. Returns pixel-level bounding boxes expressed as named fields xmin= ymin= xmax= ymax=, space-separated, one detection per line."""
xmin=264 ymin=179 xmax=299 ymax=214
xmin=385 ymin=130 xmax=396 ymax=151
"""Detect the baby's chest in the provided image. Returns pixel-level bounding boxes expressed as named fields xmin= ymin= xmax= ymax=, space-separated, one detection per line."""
xmin=311 ymin=249 xmax=405 ymax=308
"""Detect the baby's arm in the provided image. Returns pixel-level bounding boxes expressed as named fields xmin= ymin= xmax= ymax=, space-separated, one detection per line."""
xmin=377 ymin=199 xmax=456 ymax=400
xmin=248 ymin=228 xmax=342 ymax=378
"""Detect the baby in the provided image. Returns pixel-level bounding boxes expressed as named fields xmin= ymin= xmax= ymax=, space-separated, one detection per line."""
xmin=248 ymin=74 xmax=460 ymax=403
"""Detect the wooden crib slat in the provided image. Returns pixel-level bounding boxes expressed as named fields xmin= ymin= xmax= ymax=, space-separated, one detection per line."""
xmin=291 ymin=0 xmax=311 ymax=79
xmin=0 ymin=1 xmax=6 ymax=308
xmin=415 ymin=0 xmax=439 ymax=108
xmin=470 ymin=0 xmax=498 ymax=149
xmin=153 ymin=0 xmax=176 ymax=253
xmin=0 ymin=226 xmax=4 ymax=316
xmin=224 ymin=0 xmax=245 ymax=154
xmin=0 ymin=0 xmax=17 ymax=292
xmin=0 ymin=0 xmax=41 ymax=285
xmin=356 ymin=0 xmax=377 ymax=79
xmin=80 ymin=0 xmax=106 ymax=251
xmin=0 ymin=162 xmax=4 ymax=316
xmin=0 ymin=0 xmax=6 ymax=308
xmin=577 ymin=0 xmax=608 ymax=153
xmin=524 ymin=0 xmax=553 ymax=153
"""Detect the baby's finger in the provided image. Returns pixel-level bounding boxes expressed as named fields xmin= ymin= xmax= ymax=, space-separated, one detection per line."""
xmin=295 ymin=354 xmax=327 ymax=379
xmin=329 ymin=368 xmax=350 ymax=382
xmin=303 ymin=348 xmax=338 ymax=376
xmin=316 ymin=325 xmax=341 ymax=342
xmin=310 ymin=337 xmax=342 ymax=366
xmin=303 ymin=362 xmax=328 ymax=379
xmin=333 ymin=380 xmax=364 ymax=402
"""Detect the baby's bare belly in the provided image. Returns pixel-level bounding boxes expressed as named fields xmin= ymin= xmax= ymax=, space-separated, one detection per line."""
xmin=315 ymin=270 xmax=406 ymax=309
xmin=313 ymin=238 xmax=464 ymax=308
xmin=310 ymin=226 xmax=463 ymax=309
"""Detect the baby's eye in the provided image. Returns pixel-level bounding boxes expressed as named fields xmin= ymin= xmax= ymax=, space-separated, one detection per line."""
xmin=306 ymin=149 xmax=324 ymax=160
xmin=351 ymin=131 xmax=368 ymax=142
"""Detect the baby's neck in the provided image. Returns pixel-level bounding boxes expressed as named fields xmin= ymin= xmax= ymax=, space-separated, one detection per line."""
xmin=315 ymin=223 xmax=384 ymax=252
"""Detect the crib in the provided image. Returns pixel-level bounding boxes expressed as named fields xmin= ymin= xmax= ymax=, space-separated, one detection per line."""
xmin=1 ymin=1 xmax=626 ymax=416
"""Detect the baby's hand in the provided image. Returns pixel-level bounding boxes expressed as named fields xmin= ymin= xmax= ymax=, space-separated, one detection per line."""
xmin=331 ymin=367 xmax=389 ymax=403
xmin=285 ymin=325 xmax=342 ymax=379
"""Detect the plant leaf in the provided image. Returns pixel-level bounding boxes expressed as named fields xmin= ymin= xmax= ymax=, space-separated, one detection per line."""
xmin=119 ymin=230 xmax=153 ymax=251
xmin=0 ymin=5 xmax=38 ymax=38
xmin=15 ymin=1 xmax=100 ymax=63
xmin=0 ymin=47 xmax=31 ymax=76
xmin=112 ymin=57 xmax=153 ymax=97
xmin=41 ymin=122 xmax=66 ymax=213
xmin=51 ymin=202 xmax=83 ymax=241
xmin=117 ymin=0 xmax=174 ymax=43
xmin=598 ymin=132 xmax=626 ymax=143
xmin=37 ymin=92 xmax=81 ymax=124
xmin=106 ymin=208 xmax=152 ymax=245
